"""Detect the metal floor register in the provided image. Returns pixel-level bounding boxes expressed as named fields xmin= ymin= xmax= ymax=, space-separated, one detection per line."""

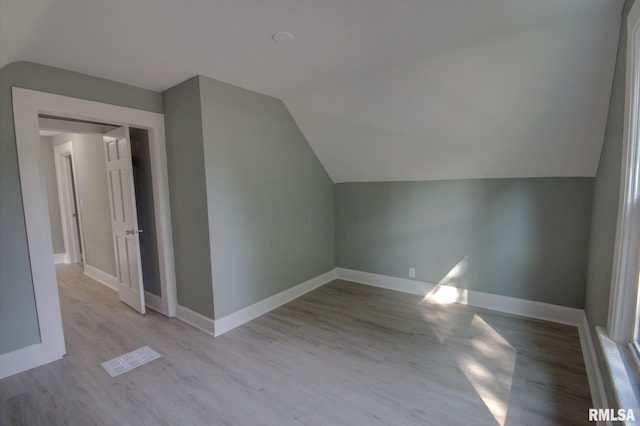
xmin=101 ymin=346 xmax=161 ymax=377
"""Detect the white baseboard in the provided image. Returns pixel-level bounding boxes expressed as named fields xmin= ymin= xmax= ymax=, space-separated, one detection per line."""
xmin=176 ymin=305 xmax=215 ymax=336
xmin=145 ymin=290 xmax=164 ymax=314
xmin=336 ymin=268 xmax=433 ymax=296
xmin=53 ymin=253 xmax=65 ymax=264
xmin=462 ymin=287 xmax=583 ymax=326
xmin=84 ymin=264 xmax=117 ymax=291
xmin=579 ymin=313 xmax=609 ymax=411
xmin=213 ymin=269 xmax=336 ymax=336
xmin=0 ymin=343 xmax=64 ymax=379
xmin=335 ymin=268 xmax=583 ymax=326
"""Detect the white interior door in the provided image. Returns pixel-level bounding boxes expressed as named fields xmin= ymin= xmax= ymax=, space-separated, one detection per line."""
xmin=104 ymin=127 xmax=145 ymax=313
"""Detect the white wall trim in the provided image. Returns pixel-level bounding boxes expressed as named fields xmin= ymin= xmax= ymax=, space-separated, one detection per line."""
xmin=579 ymin=313 xmax=609 ymax=411
xmin=335 ymin=268 xmax=583 ymax=325
xmin=10 ymin=89 xmax=68 ymax=377
xmin=83 ymin=265 xmax=117 ymax=291
xmin=53 ymin=253 xmax=65 ymax=264
xmin=597 ymin=327 xmax=640 ymax=420
xmin=608 ymin=0 xmax=640 ymax=344
xmin=8 ymin=87 xmax=178 ymax=378
xmin=461 ymin=288 xmax=583 ymax=326
xmin=145 ymin=291 xmax=164 ymax=314
xmin=0 ymin=343 xmax=64 ymax=379
xmin=213 ymin=269 xmax=337 ymax=337
xmin=176 ymin=305 xmax=215 ymax=336
xmin=336 ymin=268 xmax=433 ymax=296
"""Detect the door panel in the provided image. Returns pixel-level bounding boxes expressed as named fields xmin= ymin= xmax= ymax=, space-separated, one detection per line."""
xmin=104 ymin=127 xmax=145 ymax=314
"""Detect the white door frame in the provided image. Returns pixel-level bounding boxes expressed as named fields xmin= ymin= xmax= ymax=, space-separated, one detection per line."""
xmin=53 ymin=142 xmax=85 ymax=265
xmin=6 ymin=87 xmax=177 ymax=377
xmin=608 ymin=1 xmax=640 ymax=344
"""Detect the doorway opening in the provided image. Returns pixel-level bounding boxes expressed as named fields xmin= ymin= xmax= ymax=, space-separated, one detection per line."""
xmin=41 ymin=116 xmax=165 ymax=315
xmin=3 ymin=88 xmax=177 ymax=378
xmin=47 ymin=137 xmax=84 ymax=265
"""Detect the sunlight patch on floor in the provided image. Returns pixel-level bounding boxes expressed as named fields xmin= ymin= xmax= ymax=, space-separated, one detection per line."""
xmin=456 ymin=314 xmax=516 ymax=426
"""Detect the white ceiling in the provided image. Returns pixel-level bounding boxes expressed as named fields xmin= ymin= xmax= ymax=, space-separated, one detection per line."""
xmin=0 ymin=0 xmax=623 ymax=182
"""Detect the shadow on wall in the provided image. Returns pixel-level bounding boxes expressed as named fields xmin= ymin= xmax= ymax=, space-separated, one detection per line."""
xmin=335 ymin=178 xmax=594 ymax=308
xmin=425 ymin=256 xmax=470 ymax=304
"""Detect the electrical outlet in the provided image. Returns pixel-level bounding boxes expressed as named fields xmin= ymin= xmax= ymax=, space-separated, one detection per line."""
xmin=409 ymin=267 xmax=416 ymax=279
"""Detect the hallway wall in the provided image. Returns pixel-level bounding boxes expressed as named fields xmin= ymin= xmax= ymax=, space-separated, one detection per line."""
xmin=40 ymin=135 xmax=65 ymax=255
xmin=53 ymin=133 xmax=116 ymax=277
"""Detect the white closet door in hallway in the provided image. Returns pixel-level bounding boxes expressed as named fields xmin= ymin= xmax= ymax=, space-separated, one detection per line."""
xmin=104 ymin=127 xmax=145 ymax=314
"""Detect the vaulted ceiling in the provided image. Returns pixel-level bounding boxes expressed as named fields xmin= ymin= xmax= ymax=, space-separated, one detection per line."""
xmin=0 ymin=0 xmax=623 ymax=182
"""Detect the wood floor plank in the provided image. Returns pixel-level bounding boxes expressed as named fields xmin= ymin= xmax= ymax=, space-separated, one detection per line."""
xmin=0 ymin=264 xmax=592 ymax=425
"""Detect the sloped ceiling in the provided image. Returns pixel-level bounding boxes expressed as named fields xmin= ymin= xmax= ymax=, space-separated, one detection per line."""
xmin=0 ymin=0 xmax=623 ymax=182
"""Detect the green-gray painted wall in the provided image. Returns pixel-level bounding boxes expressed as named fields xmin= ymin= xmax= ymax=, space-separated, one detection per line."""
xmin=198 ymin=76 xmax=335 ymax=319
xmin=585 ymin=0 xmax=634 ymax=331
xmin=162 ymin=77 xmax=215 ymax=318
xmin=0 ymin=62 xmax=162 ymax=355
xmin=336 ymin=178 xmax=594 ymax=308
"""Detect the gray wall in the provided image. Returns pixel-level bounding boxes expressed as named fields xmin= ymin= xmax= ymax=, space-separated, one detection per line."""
xmin=131 ymin=128 xmax=162 ymax=297
xmin=40 ymin=136 xmax=65 ymax=254
xmin=584 ymin=0 xmax=633 ymax=405
xmin=54 ymin=133 xmax=116 ymax=277
xmin=162 ymin=77 xmax=215 ymax=318
xmin=198 ymin=76 xmax=335 ymax=319
xmin=585 ymin=0 xmax=634 ymax=331
xmin=0 ymin=61 xmax=162 ymax=355
xmin=336 ymin=178 xmax=594 ymax=308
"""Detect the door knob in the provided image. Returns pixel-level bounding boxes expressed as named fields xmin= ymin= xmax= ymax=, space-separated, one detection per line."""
xmin=125 ymin=229 xmax=144 ymax=235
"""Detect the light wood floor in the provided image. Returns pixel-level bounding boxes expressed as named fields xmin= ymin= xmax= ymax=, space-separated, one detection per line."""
xmin=0 ymin=264 xmax=591 ymax=425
